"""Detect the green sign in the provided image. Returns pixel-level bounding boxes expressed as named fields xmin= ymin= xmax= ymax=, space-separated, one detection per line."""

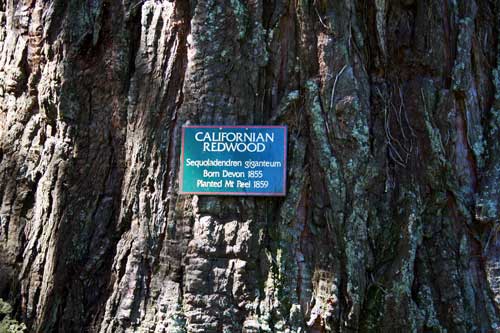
xmin=180 ymin=126 xmax=287 ymax=196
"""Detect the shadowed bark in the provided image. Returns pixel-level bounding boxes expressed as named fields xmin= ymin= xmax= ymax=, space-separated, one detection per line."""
xmin=0 ymin=0 xmax=499 ymax=332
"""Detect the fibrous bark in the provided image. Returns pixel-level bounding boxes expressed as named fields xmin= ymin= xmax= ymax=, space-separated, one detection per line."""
xmin=0 ymin=0 xmax=500 ymax=332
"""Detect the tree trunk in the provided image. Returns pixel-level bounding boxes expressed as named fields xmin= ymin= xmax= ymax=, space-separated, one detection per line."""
xmin=1 ymin=0 xmax=500 ymax=332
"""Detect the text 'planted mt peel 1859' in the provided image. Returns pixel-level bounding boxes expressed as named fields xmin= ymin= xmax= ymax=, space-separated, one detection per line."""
xmin=180 ymin=126 xmax=287 ymax=196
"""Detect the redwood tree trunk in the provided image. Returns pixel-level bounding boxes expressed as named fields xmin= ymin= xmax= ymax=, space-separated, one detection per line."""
xmin=1 ymin=0 xmax=500 ymax=332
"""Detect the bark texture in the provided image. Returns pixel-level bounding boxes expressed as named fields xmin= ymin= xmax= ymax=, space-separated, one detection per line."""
xmin=1 ymin=0 xmax=500 ymax=332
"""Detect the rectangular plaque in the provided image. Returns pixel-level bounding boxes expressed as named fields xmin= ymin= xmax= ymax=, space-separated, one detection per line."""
xmin=180 ymin=125 xmax=287 ymax=196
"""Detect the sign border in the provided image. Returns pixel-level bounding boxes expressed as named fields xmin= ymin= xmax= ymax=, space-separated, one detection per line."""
xmin=179 ymin=125 xmax=287 ymax=196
